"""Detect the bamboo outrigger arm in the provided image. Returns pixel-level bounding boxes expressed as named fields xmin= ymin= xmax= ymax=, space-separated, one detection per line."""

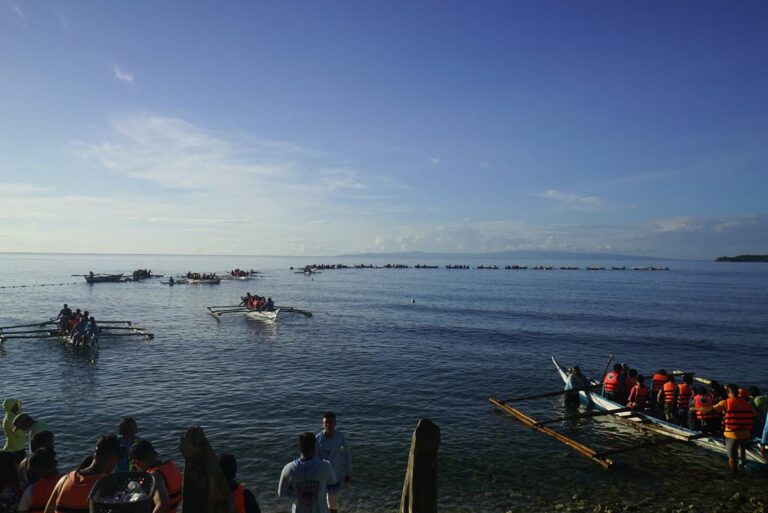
xmin=489 ymin=397 xmax=614 ymax=469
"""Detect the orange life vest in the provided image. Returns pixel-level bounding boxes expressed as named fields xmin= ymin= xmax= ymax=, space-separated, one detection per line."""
xmin=55 ymin=471 xmax=107 ymax=513
xmin=29 ymin=473 xmax=62 ymax=513
xmin=651 ymin=374 xmax=668 ymax=392
xmin=663 ymin=381 xmax=676 ymax=404
xmin=676 ymin=383 xmax=692 ymax=408
xmin=723 ymin=397 xmax=754 ymax=433
xmin=693 ymin=394 xmax=719 ymax=421
xmin=603 ymin=372 xmax=620 ymax=393
xmin=630 ymin=385 xmax=649 ymax=408
xmin=232 ymin=484 xmax=245 ymax=513
xmin=149 ymin=461 xmax=183 ymax=513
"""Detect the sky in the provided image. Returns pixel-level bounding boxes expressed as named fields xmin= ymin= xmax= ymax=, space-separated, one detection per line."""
xmin=1 ymin=1 xmax=767 ymax=259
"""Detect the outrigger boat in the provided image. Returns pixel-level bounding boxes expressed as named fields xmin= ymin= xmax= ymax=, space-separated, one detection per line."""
xmin=549 ymin=357 xmax=767 ymax=469
xmin=207 ymin=301 xmax=312 ymax=323
xmin=83 ymin=273 xmax=124 ymax=283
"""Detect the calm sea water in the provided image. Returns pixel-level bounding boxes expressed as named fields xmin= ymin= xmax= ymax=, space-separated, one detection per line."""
xmin=1 ymin=254 xmax=767 ymax=512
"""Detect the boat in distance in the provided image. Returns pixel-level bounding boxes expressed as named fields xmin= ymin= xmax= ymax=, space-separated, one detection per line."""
xmin=83 ymin=273 xmax=123 ymax=283
xmin=552 ymin=357 xmax=768 ymax=469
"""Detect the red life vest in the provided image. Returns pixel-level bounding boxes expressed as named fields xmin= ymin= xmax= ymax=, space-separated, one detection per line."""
xmin=29 ymin=473 xmax=62 ymax=513
xmin=676 ymin=383 xmax=692 ymax=408
xmin=149 ymin=461 xmax=183 ymax=513
xmin=651 ymin=374 xmax=668 ymax=392
xmin=630 ymin=385 xmax=649 ymax=408
xmin=232 ymin=484 xmax=245 ymax=513
xmin=663 ymin=381 xmax=676 ymax=404
xmin=723 ymin=397 xmax=754 ymax=433
xmin=603 ymin=372 xmax=620 ymax=393
xmin=55 ymin=471 xmax=107 ymax=513
xmin=693 ymin=394 xmax=719 ymax=421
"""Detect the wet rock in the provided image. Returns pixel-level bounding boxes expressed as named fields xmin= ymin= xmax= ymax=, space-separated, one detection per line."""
xmin=555 ymin=504 xmax=565 ymax=511
xmin=732 ymin=493 xmax=746 ymax=504
xmin=508 ymin=491 xmax=524 ymax=499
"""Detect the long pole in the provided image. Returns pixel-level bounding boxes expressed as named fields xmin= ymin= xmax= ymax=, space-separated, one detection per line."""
xmin=597 ymin=353 xmax=615 ymax=386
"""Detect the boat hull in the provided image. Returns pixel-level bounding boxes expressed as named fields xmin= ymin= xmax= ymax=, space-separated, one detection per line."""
xmin=553 ymin=357 xmax=767 ymax=469
xmin=84 ymin=274 xmax=123 ymax=283
xmin=244 ymin=309 xmax=279 ymax=322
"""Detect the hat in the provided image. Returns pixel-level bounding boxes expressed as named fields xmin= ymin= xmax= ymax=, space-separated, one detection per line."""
xmin=128 ymin=439 xmax=157 ymax=461
xmin=95 ymin=434 xmax=123 ymax=456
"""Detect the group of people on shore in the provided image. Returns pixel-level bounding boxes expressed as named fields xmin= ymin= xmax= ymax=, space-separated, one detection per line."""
xmin=2 ymin=401 xmax=352 ymax=513
xmin=565 ymin=363 xmax=768 ymax=473
xmin=55 ymin=304 xmax=98 ymax=346
xmin=239 ymin=293 xmax=275 ymax=312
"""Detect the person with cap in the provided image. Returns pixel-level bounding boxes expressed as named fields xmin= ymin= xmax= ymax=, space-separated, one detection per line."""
xmin=129 ymin=440 xmax=182 ymax=513
xmin=12 ymin=415 xmax=51 ymax=454
xmin=44 ymin=434 xmax=122 ymax=513
xmin=2 ymin=399 xmax=25 ymax=462
xmin=17 ymin=448 xmax=60 ymax=513
xmin=218 ymin=454 xmax=260 ymax=513
xmin=278 ymin=432 xmax=336 ymax=513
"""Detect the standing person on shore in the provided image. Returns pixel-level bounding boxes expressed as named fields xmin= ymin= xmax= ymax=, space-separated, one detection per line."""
xmin=115 ymin=417 xmax=140 ymax=472
xmin=278 ymin=432 xmax=336 ymax=513
xmin=675 ymin=374 xmax=694 ymax=426
xmin=690 ymin=387 xmax=719 ymax=435
xmin=2 ymin=400 xmax=25 ymax=462
xmin=43 ymin=434 xmax=122 ymax=513
xmin=693 ymin=384 xmax=757 ymax=474
xmin=564 ymin=366 xmax=593 ymax=408
xmin=129 ymin=440 xmax=182 ymax=513
xmin=316 ymin=412 xmax=351 ymax=513
xmin=659 ymin=375 xmax=677 ymax=422
xmin=218 ymin=454 xmax=260 ymax=513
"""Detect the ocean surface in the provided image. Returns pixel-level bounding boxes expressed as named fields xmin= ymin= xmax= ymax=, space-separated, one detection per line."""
xmin=1 ymin=253 xmax=767 ymax=512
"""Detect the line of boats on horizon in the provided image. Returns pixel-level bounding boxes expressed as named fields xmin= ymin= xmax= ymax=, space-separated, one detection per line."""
xmin=296 ymin=264 xmax=672 ymax=271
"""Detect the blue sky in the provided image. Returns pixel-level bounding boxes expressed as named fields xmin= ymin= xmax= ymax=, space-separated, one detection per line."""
xmin=1 ymin=1 xmax=767 ymax=258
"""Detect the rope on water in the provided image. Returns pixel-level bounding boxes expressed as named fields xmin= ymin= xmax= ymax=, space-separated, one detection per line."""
xmin=0 ymin=282 xmax=80 ymax=289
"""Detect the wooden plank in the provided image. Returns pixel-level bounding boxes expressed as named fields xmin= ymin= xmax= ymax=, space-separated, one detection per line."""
xmin=535 ymin=407 xmax=636 ymax=426
xmin=399 ymin=419 xmax=440 ymax=513
xmin=489 ymin=397 xmax=613 ymax=469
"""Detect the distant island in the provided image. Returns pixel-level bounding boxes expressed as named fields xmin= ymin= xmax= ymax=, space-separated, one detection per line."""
xmin=715 ymin=255 xmax=768 ymax=262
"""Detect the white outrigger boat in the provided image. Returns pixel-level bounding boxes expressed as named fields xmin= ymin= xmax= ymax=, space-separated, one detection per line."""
xmin=551 ymin=357 xmax=768 ymax=469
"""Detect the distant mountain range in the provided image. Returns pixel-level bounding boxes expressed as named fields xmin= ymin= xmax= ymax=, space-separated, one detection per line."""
xmin=336 ymin=250 xmax=680 ymax=261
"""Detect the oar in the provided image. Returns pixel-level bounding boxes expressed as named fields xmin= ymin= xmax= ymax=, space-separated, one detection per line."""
xmin=501 ymin=385 xmax=601 ymax=403
xmin=597 ymin=353 xmax=615 ymax=386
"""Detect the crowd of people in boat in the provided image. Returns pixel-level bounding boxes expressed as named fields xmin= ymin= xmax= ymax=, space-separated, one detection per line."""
xmin=565 ymin=363 xmax=768 ymax=473
xmin=131 ymin=269 xmax=153 ymax=280
xmin=230 ymin=269 xmax=257 ymax=278
xmin=54 ymin=304 xmax=99 ymax=346
xmin=185 ymin=272 xmax=217 ymax=280
xmin=1 ymin=403 xmax=352 ymax=513
xmin=239 ymin=293 xmax=275 ymax=312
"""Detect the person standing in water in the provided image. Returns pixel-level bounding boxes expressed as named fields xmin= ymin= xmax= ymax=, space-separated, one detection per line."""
xmin=278 ymin=432 xmax=336 ymax=513
xmin=315 ymin=412 xmax=351 ymax=513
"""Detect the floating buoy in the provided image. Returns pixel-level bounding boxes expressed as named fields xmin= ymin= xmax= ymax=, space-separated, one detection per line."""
xmin=411 ymin=298 xmax=416 ymax=304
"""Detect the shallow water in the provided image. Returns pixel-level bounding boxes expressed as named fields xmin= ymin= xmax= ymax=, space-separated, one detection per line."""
xmin=1 ymin=254 xmax=767 ymax=512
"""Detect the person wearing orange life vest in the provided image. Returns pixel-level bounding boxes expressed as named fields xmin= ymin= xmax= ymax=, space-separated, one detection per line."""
xmin=44 ymin=434 xmax=122 ymax=513
xmin=689 ymin=387 xmax=719 ymax=435
xmin=675 ymin=374 xmax=694 ymax=426
xmin=649 ymin=369 xmax=668 ymax=412
xmin=219 ymin=454 xmax=260 ymax=513
xmin=694 ymin=384 xmax=758 ymax=474
xmin=18 ymin=448 xmax=60 ymax=513
xmin=626 ymin=375 xmax=650 ymax=410
xmin=129 ymin=440 xmax=182 ymax=513
xmin=624 ymin=369 xmax=638 ymax=392
xmin=602 ymin=364 xmax=625 ymax=404
xmin=658 ymin=375 xmax=677 ymax=422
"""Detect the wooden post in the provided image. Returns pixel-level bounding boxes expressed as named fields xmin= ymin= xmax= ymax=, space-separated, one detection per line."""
xmin=179 ymin=426 xmax=236 ymax=513
xmin=400 ymin=418 xmax=440 ymax=513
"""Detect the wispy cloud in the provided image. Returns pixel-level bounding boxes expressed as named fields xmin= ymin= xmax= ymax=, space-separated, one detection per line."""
xmin=533 ymin=189 xmax=614 ymax=211
xmin=478 ymin=161 xmax=490 ymax=168
xmin=113 ymin=64 xmax=135 ymax=83
xmin=57 ymin=12 xmax=71 ymax=34
xmin=653 ymin=215 xmax=758 ymax=234
xmin=1 ymin=182 xmax=51 ymax=196
xmin=430 ymin=158 xmax=440 ymax=165
xmin=6 ymin=1 xmax=29 ymax=30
